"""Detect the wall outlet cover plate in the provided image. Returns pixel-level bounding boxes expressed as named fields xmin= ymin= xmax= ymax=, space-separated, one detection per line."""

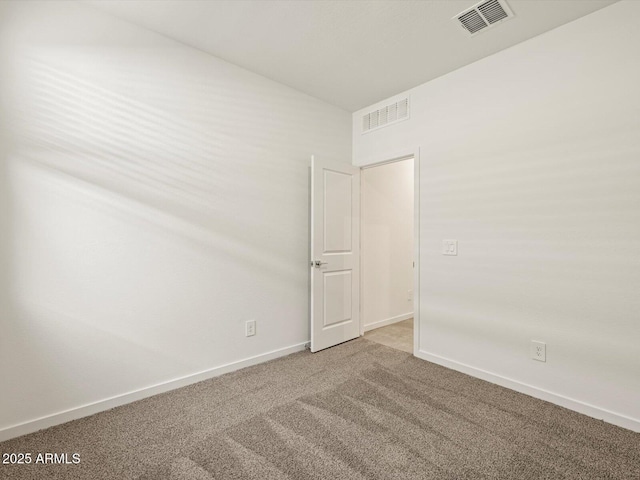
xmin=531 ymin=340 xmax=546 ymax=362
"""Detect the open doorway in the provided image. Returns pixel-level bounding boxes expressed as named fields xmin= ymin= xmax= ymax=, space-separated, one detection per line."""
xmin=360 ymin=156 xmax=414 ymax=353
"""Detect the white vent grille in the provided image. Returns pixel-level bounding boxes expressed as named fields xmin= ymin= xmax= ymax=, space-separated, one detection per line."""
xmin=478 ymin=0 xmax=509 ymax=24
xmin=454 ymin=0 xmax=514 ymax=36
xmin=458 ymin=10 xmax=488 ymax=34
xmin=362 ymin=98 xmax=409 ymax=133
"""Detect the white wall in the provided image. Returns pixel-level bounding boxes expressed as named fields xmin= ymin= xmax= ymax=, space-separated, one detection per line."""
xmin=361 ymin=159 xmax=413 ymax=330
xmin=0 ymin=1 xmax=351 ymax=440
xmin=353 ymin=1 xmax=640 ymax=431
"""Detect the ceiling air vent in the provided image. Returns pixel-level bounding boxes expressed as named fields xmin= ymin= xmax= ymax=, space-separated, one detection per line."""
xmin=362 ymin=98 xmax=409 ymax=134
xmin=454 ymin=0 xmax=514 ymax=36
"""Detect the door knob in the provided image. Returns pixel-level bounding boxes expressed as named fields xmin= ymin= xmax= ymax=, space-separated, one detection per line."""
xmin=311 ymin=260 xmax=328 ymax=268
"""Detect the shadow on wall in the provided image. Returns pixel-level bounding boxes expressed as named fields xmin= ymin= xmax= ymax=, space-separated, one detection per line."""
xmin=0 ymin=2 xmax=14 ymax=323
xmin=9 ymin=55 xmax=300 ymax=278
xmin=0 ymin=11 xmax=314 ymax=336
xmin=0 ymin=117 xmax=12 ymax=322
xmin=0 ymin=1 xmax=350 ymax=432
xmin=0 ymin=0 xmax=349 ymax=281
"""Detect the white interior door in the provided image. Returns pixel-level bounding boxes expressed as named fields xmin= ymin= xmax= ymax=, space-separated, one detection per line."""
xmin=310 ymin=156 xmax=360 ymax=352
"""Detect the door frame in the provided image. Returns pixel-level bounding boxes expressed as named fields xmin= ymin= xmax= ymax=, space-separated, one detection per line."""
xmin=358 ymin=147 xmax=420 ymax=356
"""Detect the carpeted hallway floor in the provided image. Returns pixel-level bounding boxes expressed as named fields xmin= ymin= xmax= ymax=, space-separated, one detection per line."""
xmin=1 ymin=338 xmax=638 ymax=479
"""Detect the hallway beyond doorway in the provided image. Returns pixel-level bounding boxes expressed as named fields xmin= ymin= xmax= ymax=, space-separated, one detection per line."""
xmin=364 ymin=318 xmax=413 ymax=353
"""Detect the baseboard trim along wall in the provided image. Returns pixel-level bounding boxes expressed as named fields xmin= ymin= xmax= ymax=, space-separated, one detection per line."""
xmin=364 ymin=312 xmax=413 ymax=332
xmin=0 ymin=342 xmax=308 ymax=443
xmin=416 ymin=350 xmax=640 ymax=433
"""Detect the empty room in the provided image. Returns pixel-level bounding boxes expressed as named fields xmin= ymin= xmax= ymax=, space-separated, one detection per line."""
xmin=0 ymin=1 xmax=638 ymax=479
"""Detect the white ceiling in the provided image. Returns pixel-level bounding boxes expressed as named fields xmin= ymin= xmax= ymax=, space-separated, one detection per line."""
xmin=86 ymin=0 xmax=618 ymax=112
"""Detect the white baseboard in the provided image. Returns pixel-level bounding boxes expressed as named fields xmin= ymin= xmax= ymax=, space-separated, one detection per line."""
xmin=364 ymin=312 xmax=413 ymax=332
xmin=416 ymin=350 xmax=640 ymax=433
xmin=0 ymin=342 xmax=308 ymax=443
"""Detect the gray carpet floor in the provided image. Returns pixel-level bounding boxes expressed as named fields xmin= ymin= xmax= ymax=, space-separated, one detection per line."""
xmin=1 ymin=338 xmax=638 ymax=479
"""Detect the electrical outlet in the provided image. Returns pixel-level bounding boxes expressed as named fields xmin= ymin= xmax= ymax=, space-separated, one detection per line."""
xmin=245 ymin=320 xmax=256 ymax=337
xmin=408 ymin=289 xmax=413 ymax=302
xmin=531 ymin=340 xmax=546 ymax=362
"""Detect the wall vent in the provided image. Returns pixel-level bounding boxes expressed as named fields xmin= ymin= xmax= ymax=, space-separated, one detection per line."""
xmin=454 ymin=0 xmax=514 ymax=36
xmin=362 ymin=98 xmax=409 ymax=134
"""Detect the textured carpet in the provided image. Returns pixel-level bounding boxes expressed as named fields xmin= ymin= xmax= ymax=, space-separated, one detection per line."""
xmin=1 ymin=338 xmax=638 ymax=479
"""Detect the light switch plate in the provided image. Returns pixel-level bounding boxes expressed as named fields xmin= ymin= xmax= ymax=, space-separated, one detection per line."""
xmin=245 ymin=320 xmax=256 ymax=337
xmin=442 ymin=240 xmax=458 ymax=256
